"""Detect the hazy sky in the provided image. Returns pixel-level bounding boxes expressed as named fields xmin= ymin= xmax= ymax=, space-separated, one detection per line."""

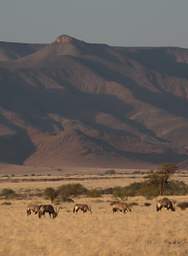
xmin=0 ymin=0 xmax=188 ymax=47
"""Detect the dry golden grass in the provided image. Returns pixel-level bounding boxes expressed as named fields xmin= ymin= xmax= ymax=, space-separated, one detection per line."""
xmin=1 ymin=173 xmax=188 ymax=256
xmin=1 ymin=196 xmax=188 ymax=256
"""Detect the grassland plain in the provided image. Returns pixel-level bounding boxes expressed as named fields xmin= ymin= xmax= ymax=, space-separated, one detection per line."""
xmin=1 ymin=174 xmax=188 ymax=256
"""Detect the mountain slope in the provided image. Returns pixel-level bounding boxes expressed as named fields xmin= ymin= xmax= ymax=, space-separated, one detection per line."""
xmin=0 ymin=35 xmax=188 ymax=168
xmin=0 ymin=41 xmax=45 ymax=61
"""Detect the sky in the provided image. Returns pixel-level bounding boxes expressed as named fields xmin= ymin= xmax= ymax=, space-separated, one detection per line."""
xmin=0 ymin=0 xmax=188 ymax=47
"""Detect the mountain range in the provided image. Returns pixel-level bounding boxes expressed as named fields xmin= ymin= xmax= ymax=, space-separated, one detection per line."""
xmin=0 ymin=35 xmax=188 ymax=168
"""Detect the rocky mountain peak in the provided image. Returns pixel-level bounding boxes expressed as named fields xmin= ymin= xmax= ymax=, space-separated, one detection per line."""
xmin=54 ymin=35 xmax=80 ymax=44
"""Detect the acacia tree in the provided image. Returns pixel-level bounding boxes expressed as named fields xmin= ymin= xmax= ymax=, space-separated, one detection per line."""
xmin=44 ymin=187 xmax=57 ymax=203
xmin=159 ymin=163 xmax=178 ymax=195
xmin=146 ymin=163 xmax=178 ymax=196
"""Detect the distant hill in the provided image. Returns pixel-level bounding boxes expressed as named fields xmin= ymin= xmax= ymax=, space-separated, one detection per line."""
xmin=0 ymin=41 xmax=45 ymax=61
xmin=0 ymin=35 xmax=188 ymax=168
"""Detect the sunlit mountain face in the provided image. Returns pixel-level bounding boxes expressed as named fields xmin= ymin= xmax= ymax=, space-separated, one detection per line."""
xmin=0 ymin=35 xmax=188 ymax=168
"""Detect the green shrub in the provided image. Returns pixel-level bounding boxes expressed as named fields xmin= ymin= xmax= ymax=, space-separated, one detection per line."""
xmin=104 ymin=169 xmax=116 ymax=175
xmin=42 ymin=183 xmax=88 ymax=203
xmin=87 ymin=189 xmax=102 ymax=198
xmin=177 ymin=202 xmax=188 ymax=210
xmin=129 ymin=202 xmax=139 ymax=207
xmin=164 ymin=181 xmax=188 ymax=195
xmin=144 ymin=202 xmax=151 ymax=207
xmin=1 ymin=201 xmax=12 ymax=205
xmin=102 ymin=187 xmax=113 ymax=194
xmin=113 ymin=186 xmax=128 ymax=200
xmin=110 ymin=179 xmax=188 ymax=199
xmin=53 ymin=197 xmax=74 ymax=205
xmin=57 ymin=183 xmax=88 ymax=198
xmin=0 ymin=188 xmax=16 ymax=199
xmin=44 ymin=187 xmax=57 ymax=202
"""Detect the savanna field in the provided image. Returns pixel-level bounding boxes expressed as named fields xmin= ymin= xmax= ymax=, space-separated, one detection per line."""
xmin=1 ymin=2 xmax=188 ymax=256
xmin=1 ymin=171 xmax=188 ymax=256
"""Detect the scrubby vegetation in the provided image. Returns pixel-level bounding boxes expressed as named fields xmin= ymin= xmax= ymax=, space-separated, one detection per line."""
xmin=57 ymin=183 xmax=88 ymax=198
xmin=145 ymin=163 xmax=178 ymax=195
xmin=177 ymin=202 xmax=188 ymax=210
xmin=86 ymin=189 xmax=102 ymax=198
xmin=105 ymin=163 xmax=187 ymax=199
xmin=12 ymin=164 xmax=182 ymax=202
xmin=99 ymin=164 xmax=188 ymax=199
xmin=112 ymin=186 xmax=128 ymax=200
xmin=104 ymin=169 xmax=116 ymax=175
xmin=0 ymin=188 xmax=16 ymax=199
xmin=129 ymin=202 xmax=139 ymax=207
xmin=1 ymin=201 xmax=12 ymax=205
xmin=44 ymin=187 xmax=57 ymax=202
xmin=108 ymin=179 xmax=188 ymax=199
xmin=144 ymin=202 xmax=151 ymax=207
xmin=43 ymin=183 xmax=89 ymax=202
xmin=42 ymin=175 xmax=188 ymax=202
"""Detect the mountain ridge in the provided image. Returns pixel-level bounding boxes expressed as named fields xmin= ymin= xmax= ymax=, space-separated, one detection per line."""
xmin=0 ymin=35 xmax=188 ymax=168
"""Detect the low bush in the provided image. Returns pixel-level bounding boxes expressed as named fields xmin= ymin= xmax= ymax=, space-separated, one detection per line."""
xmin=43 ymin=183 xmax=88 ymax=202
xmin=57 ymin=183 xmax=88 ymax=198
xmin=164 ymin=181 xmax=188 ymax=195
xmin=44 ymin=187 xmax=57 ymax=202
xmin=0 ymin=188 xmax=16 ymax=199
xmin=113 ymin=186 xmax=128 ymax=200
xmin=108 ymin=180 xmax=188 ymax=199
xmin=56 ymin=195 xmax=75 ymax=203
xmin=53 ymin=197 xmax=74 ymax=205
xmin=104 ymin=169 xmax=116 ymax=175
xmin=144 ymin=202 xmax=151 ymax=207
xmin=87 ymin=189 xmax=102 ymax=198
xmin=129 ymin=202 xmax=139 ymax=207
xmin=1 ymin=201 xmax=12 ymax=205
xmin=177 ymin=202 xmax=188 ymax=210
xmin=102 ymin=187 xmax=114 ymax=194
